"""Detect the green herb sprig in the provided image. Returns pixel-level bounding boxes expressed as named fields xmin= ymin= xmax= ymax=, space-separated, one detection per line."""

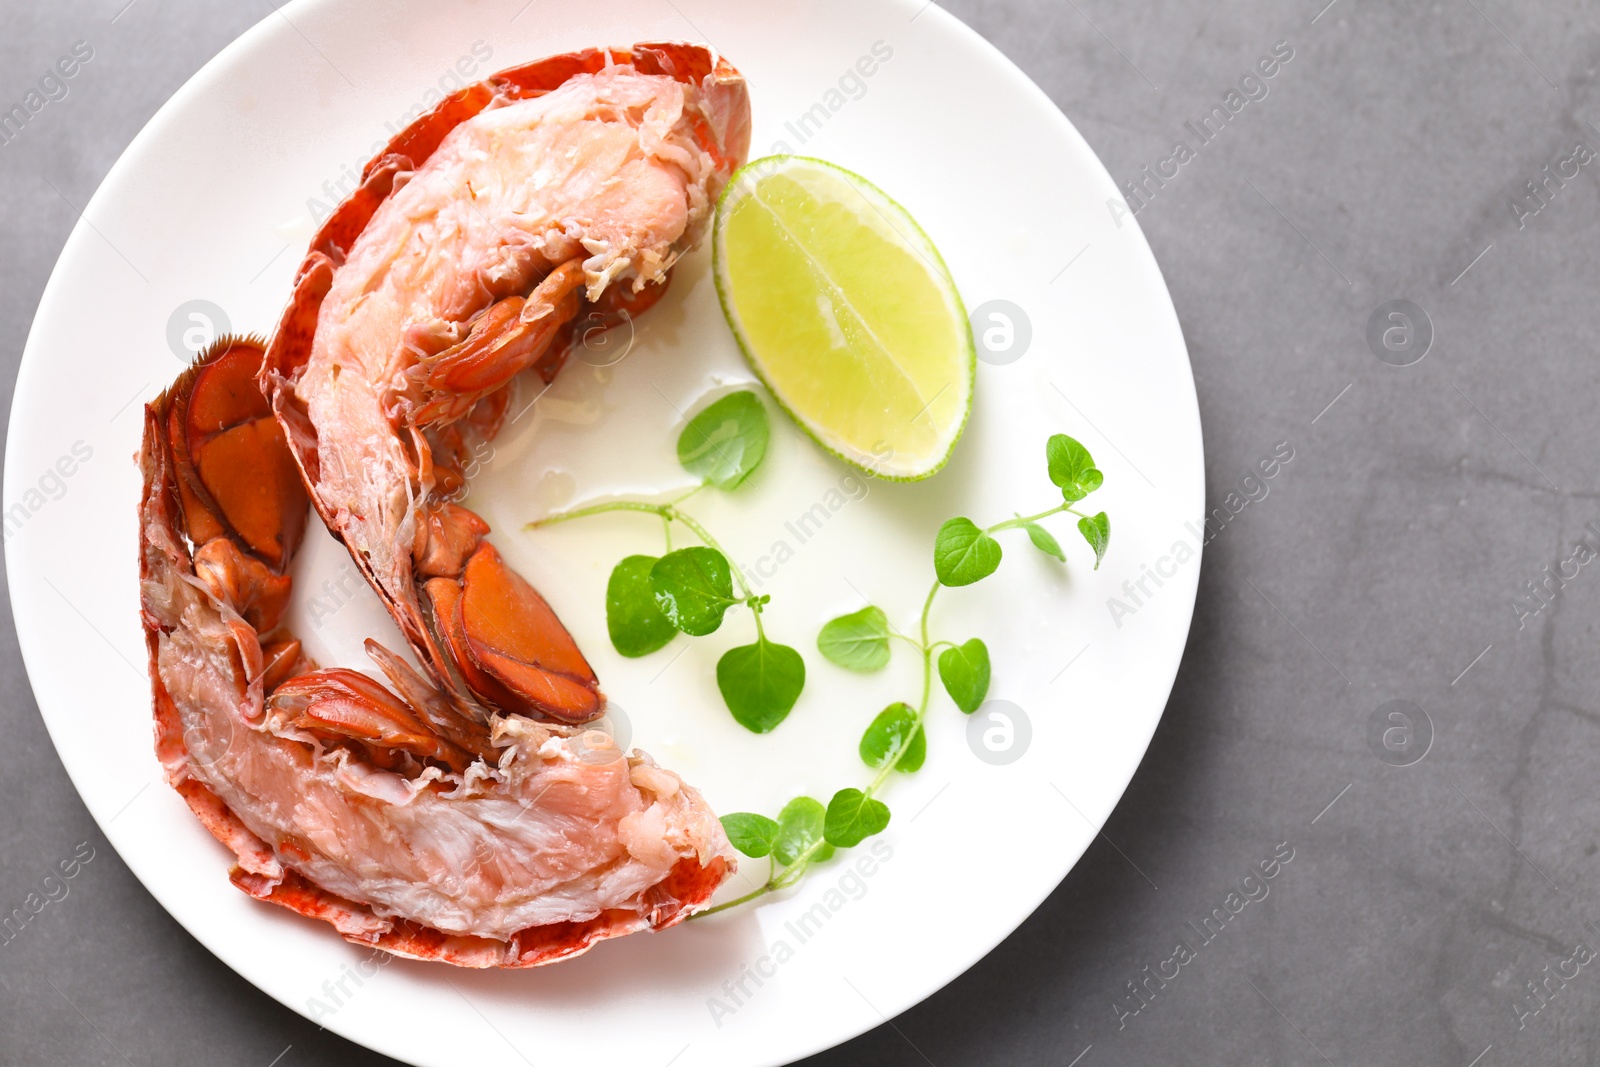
xmin=527 ymin=390 xmax=806 ymax=733
xmin=702 ymin=433 xmax=1110 ymax=914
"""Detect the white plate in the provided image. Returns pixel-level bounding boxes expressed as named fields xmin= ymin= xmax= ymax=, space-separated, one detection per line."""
xmin=5 ymin=1 xmax=1201 ymax=1064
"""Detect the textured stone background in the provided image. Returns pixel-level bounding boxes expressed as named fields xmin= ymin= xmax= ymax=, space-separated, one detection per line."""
xmin=4 ymin=1 xmax=1599 ymax=1064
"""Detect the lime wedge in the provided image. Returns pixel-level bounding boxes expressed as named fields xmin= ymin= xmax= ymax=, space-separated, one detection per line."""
xmin=712 ymin=156 xmax=973 ymax=481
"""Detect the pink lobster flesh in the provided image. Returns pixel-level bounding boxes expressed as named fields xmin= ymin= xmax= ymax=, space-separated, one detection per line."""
xmin=137 ymin=44 xmax=750 ymax=967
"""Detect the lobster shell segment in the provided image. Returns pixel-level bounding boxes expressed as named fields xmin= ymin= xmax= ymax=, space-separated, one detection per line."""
xmin=136 ymin=35 xmax=755 ymax=964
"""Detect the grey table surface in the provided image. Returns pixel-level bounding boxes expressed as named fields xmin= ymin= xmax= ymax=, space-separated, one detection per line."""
xmin=3 ymin=0 xmax=1597 ymax=1064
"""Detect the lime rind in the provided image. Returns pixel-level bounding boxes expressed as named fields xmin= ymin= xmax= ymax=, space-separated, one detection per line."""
xmin=712 ymin=155 xmax=975 ymax=483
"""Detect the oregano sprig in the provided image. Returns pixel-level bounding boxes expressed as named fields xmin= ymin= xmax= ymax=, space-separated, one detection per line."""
xmin=528 ymin=390 xmax=805 ymax=733
xmin=704 ymin=432 xmax=1111 ymax=913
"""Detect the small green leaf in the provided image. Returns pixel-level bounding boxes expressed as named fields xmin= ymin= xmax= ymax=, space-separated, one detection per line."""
xmin=720 ymin=813 xmax=780 ymax=858
xmin=651 ymin=547 xmax=736 ymax=636
xmin=606 ymin=555 xmax=677 ymax=657
xmin=774 ymin=796 xmax=826 ymax=866
xmin=677 ymin=391 xmax=770 ymax=490
xmin=1023 ymin=522 xmax=1066 ymax=562
xmin=824 ymin=788 xmax=891 ymax=848
xmin=859 ymin=702 xmax=918 ymax=769
xmin=938 ymin=639 xmax=991 ymax=713
xmin=716 ymin=638 xmax=806 ymax=733
xmin=817 ymin=606 xmax=891 ymax=671
xmin=934 ymin=518 xmax=1002 ymax=587
xmin=1078 ymin=511 xmax=1111 ymax=569
xmin=1046 ymin=433 xmax=1103 ymax=502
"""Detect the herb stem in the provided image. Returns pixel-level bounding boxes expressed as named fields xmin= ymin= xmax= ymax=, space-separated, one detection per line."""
xmin=528 ymin=496 xmax=754 ymax=599
xmin=672 ymin=484 xmax=707 ymax=507
xmin=695 ymin=881 xmax=781 ymax=917
xmin=771 ymin=853 xmax=817 ymax=889
xmin=693 ymin=836 xmax=827 ymax=917
xmin=527 ymin=499 xmax=673 ymax=527
xmin=667 ymin=508 xmax=752 ymax=600
xmin=866 ymin=579 xmax=941 ymax=795
xmin=986 ymin=504 xmax=1067 ymax=533
xmin=985 ymin=502 xmax=1099 ymax=537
